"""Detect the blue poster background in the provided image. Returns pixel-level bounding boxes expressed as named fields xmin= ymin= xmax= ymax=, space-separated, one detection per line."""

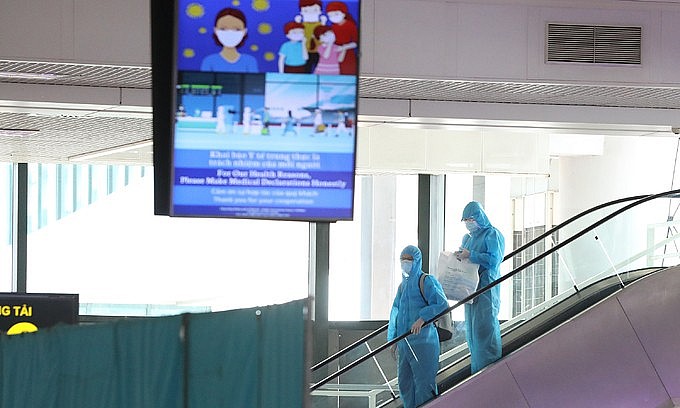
xmin=177 ymin=0 xmax=360 ymax=73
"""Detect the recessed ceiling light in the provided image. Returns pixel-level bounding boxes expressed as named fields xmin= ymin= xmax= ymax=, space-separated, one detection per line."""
xmin=69 ymin=140 xmax=153 ymax=162
xmin=0 ymin=71 xmax=68 ymax=80
xmin=0 ymin=128 xmax=39 ymax=137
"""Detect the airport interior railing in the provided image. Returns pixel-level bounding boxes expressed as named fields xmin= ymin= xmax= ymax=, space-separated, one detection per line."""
xmin=309 ymin=189 xmax=680 ymax=408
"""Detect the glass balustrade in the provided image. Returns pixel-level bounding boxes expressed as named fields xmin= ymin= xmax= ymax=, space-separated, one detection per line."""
xmin=310 ymin=190 xmax=680 ymax=408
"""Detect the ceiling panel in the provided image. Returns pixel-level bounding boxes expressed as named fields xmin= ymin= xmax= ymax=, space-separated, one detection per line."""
xmin=1 ymin=59 xmax=680 ymax=165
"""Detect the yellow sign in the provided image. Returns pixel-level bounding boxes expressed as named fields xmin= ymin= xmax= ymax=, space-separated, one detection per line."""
xmin=7 ymin=322 xmax=39 ymax=335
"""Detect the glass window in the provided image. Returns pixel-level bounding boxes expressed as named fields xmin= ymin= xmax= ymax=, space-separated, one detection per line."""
xmin=39 ymin=164 xmax=57 ymax=229
xmin=26 ymin=166 xmax=310 ymax=315
xmin=328 ymin=178 xmax=362 ymax=321
xmin=59 ymin=164 xmax=76 ymax=219
xmin=329 ymin=174 xmax=418 ymax=321
xmin=444 ymin=174 xmax=473 ymax=253
xmin=0 ymin=163 xmax=11 ymax=291
xmin=27 ymin=164 xmax=39 ymax=233
xmin=445 ymin=174 xmax=514 ymax=320
xmin=75 ymin=165 xmax=90 ymax=209
xmin=89 ymin=165 xmax=108 ymax=203
xmin=109 ymin=165 xmax=128 ymax=193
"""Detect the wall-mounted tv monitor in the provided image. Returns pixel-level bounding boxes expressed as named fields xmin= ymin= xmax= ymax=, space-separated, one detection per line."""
xmin=152 ymin=0 xmax=360 ymax=221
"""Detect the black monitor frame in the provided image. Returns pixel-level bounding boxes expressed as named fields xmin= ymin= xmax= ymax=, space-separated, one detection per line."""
xmin=152 ymin=0 xmax=360 ymax=222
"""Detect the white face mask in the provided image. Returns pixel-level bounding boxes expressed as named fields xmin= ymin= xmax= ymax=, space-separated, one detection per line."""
xmin=328 ymin=12 xmax=345 ymax=24
xmin=401 ymin=260 xmax=413 ymax=278
xmin=288 ymin=32 xmax=304 ymax=42
xmin=300 ymin=10 xmax=321 ymax=22
xmin=321 ymin=32 xmax=336 ymax=44
xmin=215 ymin=29 xmax=245 ymax=47
xmin=465 ymin=220 xmax=480 ymax=233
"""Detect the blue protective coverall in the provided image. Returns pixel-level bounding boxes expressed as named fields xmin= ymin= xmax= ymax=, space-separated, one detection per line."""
xmin=388 ymin=245 xmax=448 ymax=408
xmin=460 ymin=201 xmax=506 ymax=373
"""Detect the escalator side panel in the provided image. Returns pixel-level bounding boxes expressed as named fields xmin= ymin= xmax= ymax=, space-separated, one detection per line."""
xmin=429 ymin=363 xmax=529 ymax=408
xmin=427 ymin=266 xmax=680 ymax=408
xmin=618 ymin=266 xmax=680 ymax=400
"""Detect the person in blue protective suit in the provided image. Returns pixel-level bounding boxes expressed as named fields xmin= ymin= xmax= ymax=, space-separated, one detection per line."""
xmin=388 ymin=245 xmax=448 ymax=408
xmin=454 ymin=201 xmax=506 ymax=374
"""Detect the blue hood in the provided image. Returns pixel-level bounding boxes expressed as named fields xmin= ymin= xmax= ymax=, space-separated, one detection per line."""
xmin=461 ymin=201 xmax=491 ymax=228
xmin=400 ymin=244 xmax=424 ymax=279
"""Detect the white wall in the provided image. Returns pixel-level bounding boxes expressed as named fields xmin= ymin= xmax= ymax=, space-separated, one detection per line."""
xmin=558 ymin=135 xmax=678 ymax=219
xmin=3 ymin=0 xmax=680 ymax=85
xmin=0 ymin=0 xmax=151 ymax=65
xmin=556 ymin=135 xmax=678 ymax=289
xmin=360 ymin=0 xmax=680 ymax=85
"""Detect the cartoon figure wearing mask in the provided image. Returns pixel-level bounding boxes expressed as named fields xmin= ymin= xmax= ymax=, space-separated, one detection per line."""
xmin=312 ymin=26 xmax=352 ymax=75
xmin=278 ymin=21 xmax=308 ymax=73
xmin=201 ymin=8 xmax=259 ymax=73
xmin=295 ymin=0 xmax=327 ymax=73
xmin=326 ymin=1 xmax=358 ymax=75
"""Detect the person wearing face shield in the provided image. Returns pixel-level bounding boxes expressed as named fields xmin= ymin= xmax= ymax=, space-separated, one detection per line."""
xmin=388 ymin=245 xmax=448 ymax=408
xmin=454 ymin=201 xmax=505 ymax=373
xmin=200 ymin=8 xmax=259 ymax=73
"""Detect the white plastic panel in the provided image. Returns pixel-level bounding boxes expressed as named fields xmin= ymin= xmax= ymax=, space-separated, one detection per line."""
xmin=482 ymin=130 xmax=550 ymax=174
xmin=426 ymin=128 xmax=483 ymax=173
xmin=355 ymin=126 xmax=372 ymax=170
xmin=357 ymin=125 xmax=551 ymax=175
xmin=363 ymin=125 xmax=427 ymax=171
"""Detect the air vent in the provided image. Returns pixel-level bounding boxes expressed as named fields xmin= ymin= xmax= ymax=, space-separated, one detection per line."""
xmin=547 ymin=23 xmax=641 ymax=65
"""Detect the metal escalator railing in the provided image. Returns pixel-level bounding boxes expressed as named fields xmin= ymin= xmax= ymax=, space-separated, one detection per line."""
xmin=310 ymin=189 xmax=680 ymax=407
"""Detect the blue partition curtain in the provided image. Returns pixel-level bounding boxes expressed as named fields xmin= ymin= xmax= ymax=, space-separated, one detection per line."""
xmin=0 ymin=298 xmax=309 ymax=408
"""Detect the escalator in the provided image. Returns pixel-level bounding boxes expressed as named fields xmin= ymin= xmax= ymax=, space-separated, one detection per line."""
xmin=427 ymin=264 xmax=680 ymax=408
xmin=310 ymin=189 xmax=680 ymax=408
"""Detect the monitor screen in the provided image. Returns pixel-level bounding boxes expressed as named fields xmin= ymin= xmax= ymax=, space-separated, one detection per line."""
xmin=153 ymin=0 xmax=360 ymax=221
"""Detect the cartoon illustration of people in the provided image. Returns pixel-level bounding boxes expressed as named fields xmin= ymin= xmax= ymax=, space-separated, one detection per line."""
xmin=200 ymin=8 xmax=259 ymax=73
xmin=326 ymin=1 xmax=358 ymax=75
xmin=250 ymin=113 xmax=263 ymax=135
xmin=216 ymin=106 xmax=227 ymax=134
xmin=283 ymin=110 xmax=298 ymax=136
xmin=295 ymin=0 xmax=327 ymax=73
xmin=334 ymin=111 xmax=347 ymax=137
xmin=344 ymin=112 xmax=354 ymax=136
xmin=313 ymin=108 xmax=325 ymax=134
xmin=261 ymin=107 xmax=271 ymax=135
xmin=313 ymin=26 xmax=355 ymax=75
xmin=242 ymin=106 xmax=252 ymax=134
xmin=278 ymin=22 xmax=308 ymax=73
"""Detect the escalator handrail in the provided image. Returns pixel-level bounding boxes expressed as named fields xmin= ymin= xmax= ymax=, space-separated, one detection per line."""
xmin=310 ymin=193 xmax=647 ymax=373
xmin=309 ymin=189 xmax=680 ymax=391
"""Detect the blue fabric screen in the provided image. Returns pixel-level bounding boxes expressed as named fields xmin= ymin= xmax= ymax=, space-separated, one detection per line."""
xmin=0 ymin=298 xmax=309 ymax=408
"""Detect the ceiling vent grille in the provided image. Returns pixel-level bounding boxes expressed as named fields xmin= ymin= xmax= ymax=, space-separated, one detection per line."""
xmin=547 ymin=23 xmax=641 ymax=65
